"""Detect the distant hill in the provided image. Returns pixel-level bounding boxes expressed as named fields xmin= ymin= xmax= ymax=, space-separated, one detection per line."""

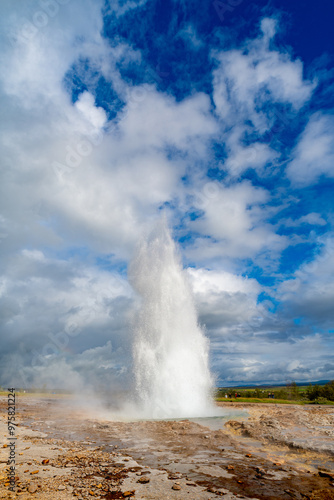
xmin=217 ymin=380 xmax=331 ymax=389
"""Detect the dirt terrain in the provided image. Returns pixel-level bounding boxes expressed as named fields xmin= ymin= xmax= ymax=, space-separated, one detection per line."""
xmin=1 ymin=396 xmax=334 ymax=499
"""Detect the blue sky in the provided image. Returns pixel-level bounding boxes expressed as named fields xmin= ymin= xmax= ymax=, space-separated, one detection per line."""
xmin=0 ymin=0 xmax=333 ymax=389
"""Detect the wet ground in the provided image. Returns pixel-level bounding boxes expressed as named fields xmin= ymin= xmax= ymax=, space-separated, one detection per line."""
xmin=1 ymin=396 xmax=334 ymax=499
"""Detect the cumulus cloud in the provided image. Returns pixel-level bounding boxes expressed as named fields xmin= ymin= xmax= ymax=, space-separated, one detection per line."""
xmin=104 ymin=0 xmax=149 ymax=18
xmin=283 ymin=212 xmax=327 ymax=227
xmin=278 ymin=236 xmax=334 ymax=328
xmin=0 ymin=248 xmax=133 ymax=389
xmin=287 ymin=113 xmax=334 ymax=186
xmin=0 ymin=9 xmax=217 ymax=259
xmin=214 ymin=333 xmax=334 ymax=385
xmin=178 ymin=24 xmax=203 ymax=49
xmin=0 ymin=0 xmax=219 ymax=389
xmin=211 ymin=18 xmax=315 ymax=181
xmin=0 ymin=3 xmax=332 ymax=389
xmin=187 ymin=181 xmax=286 ymax=264
xmin=187 ymin=268 xmax=261 ymax=330
xmin=212 ymin=19 xmax=314 ymax=128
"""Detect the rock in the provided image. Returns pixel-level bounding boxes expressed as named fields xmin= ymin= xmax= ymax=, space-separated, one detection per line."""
xmin=172 ymin=484 xmax=181 ymax=490
xmin=168 ymin=474 xmax=182 ymax=480
xmin=227 ymin=465 xmax=234 ymax=470
xmin=137 ymin=476 xmax=150 ymax=483
xmin=284 ymin=490 xmax=296 ymax=497
xmin=245 ymin=454 xmax=252 ymax=458
xmin=208 ymin=487 xmax=217 ymax=493
xmin=318 ymin=468 xmax=334 ymax=480
xmin=27 ymin=484 xmax=38 ymax=493
xmin=92 ymin=476 xmax=104 ymax=482
xmin=41 ymin=459 xmax=49 ymax=465
xmin=208 ymin=486 xmax=227 ymax=496
xmin=122 ymin=491 xmax=135 ymax=497
xmin=58 ymin=485 xmax=66 ymax=491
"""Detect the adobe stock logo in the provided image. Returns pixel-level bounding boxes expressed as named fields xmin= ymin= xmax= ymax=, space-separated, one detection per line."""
xmin=7 ymin=0 xmax=71 ymax=47
xmin=52 ymin=130 xmax=104 ymax=181
xmin=213 ymin=0 xmax=244 ymax=23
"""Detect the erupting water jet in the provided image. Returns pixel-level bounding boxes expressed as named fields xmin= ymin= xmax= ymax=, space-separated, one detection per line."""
xmin=129 ymin=218 xmax=215 ymax=418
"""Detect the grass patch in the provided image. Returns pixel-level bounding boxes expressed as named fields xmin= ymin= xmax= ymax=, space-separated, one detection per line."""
xmin=216 ymin=397 xmax=306 ymax=405
xmin=216 ymin=380 xmax=334 ymax=404
xmin=0 ymin=391 xmax=72 ymax=398
xmin=216 ymin=397 xmax=334 ymax=405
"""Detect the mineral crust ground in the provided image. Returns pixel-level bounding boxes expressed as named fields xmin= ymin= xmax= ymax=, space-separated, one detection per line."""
xmin=1 ymin=396 xmax=334 ymax=499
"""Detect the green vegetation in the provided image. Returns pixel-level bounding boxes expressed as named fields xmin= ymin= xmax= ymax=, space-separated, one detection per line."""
xmin=0 ymin=391 xmax=70 ymax=397
xmin=216 ymin=397 xmax=306 ymax=404
xmin=216 ymin=380 xmax=334 ymax=405
xmin=0 ymin=387 xmax=73 ymax=397
xmin=305 ymin=380 xmax=334 ymax=404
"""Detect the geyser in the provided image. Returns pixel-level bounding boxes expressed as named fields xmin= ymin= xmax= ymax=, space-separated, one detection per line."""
xmin=129 ymin=218 xmax=214 ymax=418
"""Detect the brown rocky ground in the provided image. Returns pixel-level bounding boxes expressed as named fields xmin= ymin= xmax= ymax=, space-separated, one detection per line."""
xmin=1 ymin=396 xmax=334 ymax=499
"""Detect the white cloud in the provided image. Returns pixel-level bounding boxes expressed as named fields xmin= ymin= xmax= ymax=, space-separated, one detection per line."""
xmin=187 ymin=267 xmax=261 ymax=330
xmin=1 ymin=249 xmax=132 ymax=335
xmin=44 ymin=87 xmax=217 ymax=255
xmin=0 ymin=247 xmax=133 ymax=387
xmin=188 ymin=181 xmax=286 ymax=261
xmin=0 ymin=3 xmax=332 ymax=388
xmin=211 ymin=18 xmax=315 ymax=180
xmin=0 ymin=0 xmax=106 ymax=103
xmin=287 ymin=113 xmax=334 ymax=186
xmin=278 ymin=236 xmax=334 ymax=326
xmin=187 ymin=267 xmax=260 ymax=296
xmin=283 ymin=212 xmax=327 ymax=227
xmin=119 ymin=88 xmax=217 ymax=155
xmin=75 ymin=91 xmax=107 ymax=130
xmin=260 ymin=18 xmax=277 ymax=42
xmin=214 ymin=333 xmax=334 ymax=384
xmin=178 ymin=24 xmax=203 ymax=49
xmin=0 ymin=13 xmax=218 ymax=259
xmin=0 ymin=0 xmax=221 ymax=388
xmin=212 ymin=21 xmax=314 ymax=129
xmin=224 ymin=137 xmax=278 ymax=178
xmin=104 ymin=0 xmax=149 ymax=17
